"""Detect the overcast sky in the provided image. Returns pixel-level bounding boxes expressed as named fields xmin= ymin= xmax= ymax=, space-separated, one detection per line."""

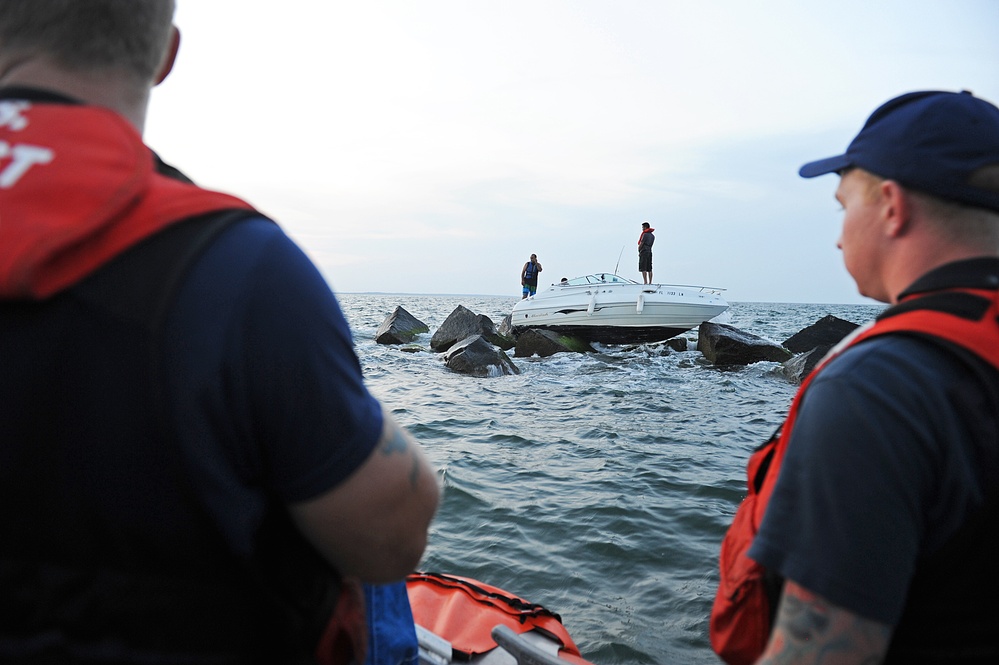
xmin=145 ymin=0 xmax=999 ymax=304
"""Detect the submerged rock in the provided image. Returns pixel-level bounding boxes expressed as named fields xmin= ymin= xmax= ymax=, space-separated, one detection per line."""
xmin=398 ymin=344 xmax=426 ymax=354
xmin=513 ymin=329 xmax=594 ymax=357
xmin=375 ymin=306 xmax=430 ymax=345
xmin=666 ymin=337 xmax=690 ymax=352
xmin=443 ymin=335 xmax=520 ymax=376
xmin=697 ymin=321 xmax=793 ymax=366
xmin=781 ymin=346 xmax=831 ymax=385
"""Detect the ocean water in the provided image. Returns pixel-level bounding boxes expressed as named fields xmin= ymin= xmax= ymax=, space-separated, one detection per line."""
xmin=336 ymin=294 xmax=885 ymax=665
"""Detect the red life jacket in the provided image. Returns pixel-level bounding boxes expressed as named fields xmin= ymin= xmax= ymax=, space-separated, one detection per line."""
xmin=710 ymin=284 xmax=999 ymax=665
xmin=1 ymin=95 xmax=368 ymax=664
xmin=637 ymin=227 xmax=655 ymax=249
xmin=0 ymin=97 xmax=253 ymax=299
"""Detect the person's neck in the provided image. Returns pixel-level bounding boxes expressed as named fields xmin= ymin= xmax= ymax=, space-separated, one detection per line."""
xmin=0 ymin=57 xmax=150 ymax=132
xmin=884 ymin=239 xmax=998 ymax=304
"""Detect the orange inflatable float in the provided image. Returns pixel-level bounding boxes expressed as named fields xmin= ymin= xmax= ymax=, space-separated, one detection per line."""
xmin=407 ymin=572 xmax=596 ymax=664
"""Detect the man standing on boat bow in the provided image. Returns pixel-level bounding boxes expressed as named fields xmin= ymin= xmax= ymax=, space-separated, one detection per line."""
xmin=521 ymin=253 xmax=543 ymax=298
xmin=638 ymin=221 xmax=655 ymax=284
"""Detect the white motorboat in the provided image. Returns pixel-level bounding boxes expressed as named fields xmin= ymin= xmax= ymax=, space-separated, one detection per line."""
xmin=510 ymin=273 xmax=728 ymax=344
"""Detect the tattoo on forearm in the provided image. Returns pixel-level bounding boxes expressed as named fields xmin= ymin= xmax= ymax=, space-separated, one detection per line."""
xmin=757 ymin=583 xmax=891 ymax=665
xmin=380 ymin=423 xmax=423 ymax=489
xmin=783 ymin=591 xmax=830 ymax=643
xmin=381 ymin=426 xmax=408 ymax=455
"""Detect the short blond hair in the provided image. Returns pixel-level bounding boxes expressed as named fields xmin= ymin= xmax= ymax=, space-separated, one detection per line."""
xmin=0 ymin=0 xmax=176 ymax=84
xmin=911 ymin=191 xmax=999 ymax=251
xmin=851 ymin=167 xmax=999 ymax=250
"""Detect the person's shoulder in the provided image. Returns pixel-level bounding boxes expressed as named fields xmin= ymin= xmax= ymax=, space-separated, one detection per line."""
xmin=214 ymin=213 xmax=286 ymax=242
xmin=178 ymin=215 xmax=337 ymax=319
xmin=199 ymin=215 xmax=315 ymax=275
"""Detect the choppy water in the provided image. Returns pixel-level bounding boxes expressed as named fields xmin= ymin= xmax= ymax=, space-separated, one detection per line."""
xmin=336 ymin=294 xmax=885 ymax=665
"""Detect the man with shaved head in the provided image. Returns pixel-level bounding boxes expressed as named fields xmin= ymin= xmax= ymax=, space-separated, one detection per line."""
xmin=0 ymin=2 xmax=438 ymax=662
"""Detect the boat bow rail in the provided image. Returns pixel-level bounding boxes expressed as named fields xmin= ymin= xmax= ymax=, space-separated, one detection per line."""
xmin=510 ymin=272 xmax=729 ymax=344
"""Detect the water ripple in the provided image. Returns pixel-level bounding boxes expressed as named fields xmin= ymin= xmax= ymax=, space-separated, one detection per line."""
xmin=337 ymin=294 xmax=885 ymax=664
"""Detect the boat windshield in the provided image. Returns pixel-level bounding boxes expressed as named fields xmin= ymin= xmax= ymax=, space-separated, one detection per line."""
xmin=563 ymin=273 xmax=638 ymax=286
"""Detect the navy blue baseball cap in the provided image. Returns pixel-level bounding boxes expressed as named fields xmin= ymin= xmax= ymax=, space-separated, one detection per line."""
xmin=799 ymin=90 xmax=999 ymax=213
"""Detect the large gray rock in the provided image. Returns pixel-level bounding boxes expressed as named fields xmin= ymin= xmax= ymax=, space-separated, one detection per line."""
xmin=443 ymin=335 xmax=520 ymax=376
xmin=697 ymin=321 xmax=793 ymax=366
xmin=513 ymin=329 xmax=594 ymax=357
xmin=431 ymin=305 xmax=514 ymax=352
xmin=497 ymin=313 xmax=517 ymax=339
xmin=374 ymin=306 xmax=429 ymax=345
xmin=780 ymin=346 xmax=832 ymax=385
xmin=783 ymin=315 xmax=859 ymax=354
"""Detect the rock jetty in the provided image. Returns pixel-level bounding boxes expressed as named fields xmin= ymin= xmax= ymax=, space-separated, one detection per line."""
xmin=373 ymin=303 xmax=863 ymax=383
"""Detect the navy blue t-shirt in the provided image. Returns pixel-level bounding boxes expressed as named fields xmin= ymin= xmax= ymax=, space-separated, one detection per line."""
xmin=749 ymin=333 xmax=999 ymax=625
xmin=163 ymin=217 xmax=383 ymax=556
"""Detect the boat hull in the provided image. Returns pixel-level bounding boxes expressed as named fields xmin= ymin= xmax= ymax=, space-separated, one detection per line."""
xmin=513 ymin=322 xmax=697 ymax=345
xmin=510 ymin=279 xmax=728 ymax=345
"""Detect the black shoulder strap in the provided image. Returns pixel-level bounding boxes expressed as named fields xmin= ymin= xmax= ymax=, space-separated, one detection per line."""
xmin=74 ymin=208 xmax=269 ymax=465
xmin=74 ymin=208 xmax=265 ymax=331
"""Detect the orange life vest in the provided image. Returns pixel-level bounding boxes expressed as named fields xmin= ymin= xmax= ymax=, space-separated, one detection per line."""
xmin=710 ymin=284 xmax=999 ymax=665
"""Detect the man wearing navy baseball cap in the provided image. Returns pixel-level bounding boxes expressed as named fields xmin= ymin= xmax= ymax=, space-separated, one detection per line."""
xmin=712 ymin=91 xmax=999 ymax=665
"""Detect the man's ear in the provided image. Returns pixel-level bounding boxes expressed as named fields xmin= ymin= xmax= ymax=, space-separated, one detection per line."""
xmin=880 ymin=180 xmax=912 ymax=238
xmin=154 ymin=26 xmax=180 ymax=86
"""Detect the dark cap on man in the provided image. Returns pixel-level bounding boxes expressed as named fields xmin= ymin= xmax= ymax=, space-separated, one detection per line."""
xmin=799 ymin=90 xmax=999 ymax=213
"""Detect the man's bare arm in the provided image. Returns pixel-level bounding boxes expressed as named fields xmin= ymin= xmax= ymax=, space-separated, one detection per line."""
xmin=289 ymin=407 xmax=440 ymax=583
xmin=756 ymin=581 xmax=892 ymax=665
